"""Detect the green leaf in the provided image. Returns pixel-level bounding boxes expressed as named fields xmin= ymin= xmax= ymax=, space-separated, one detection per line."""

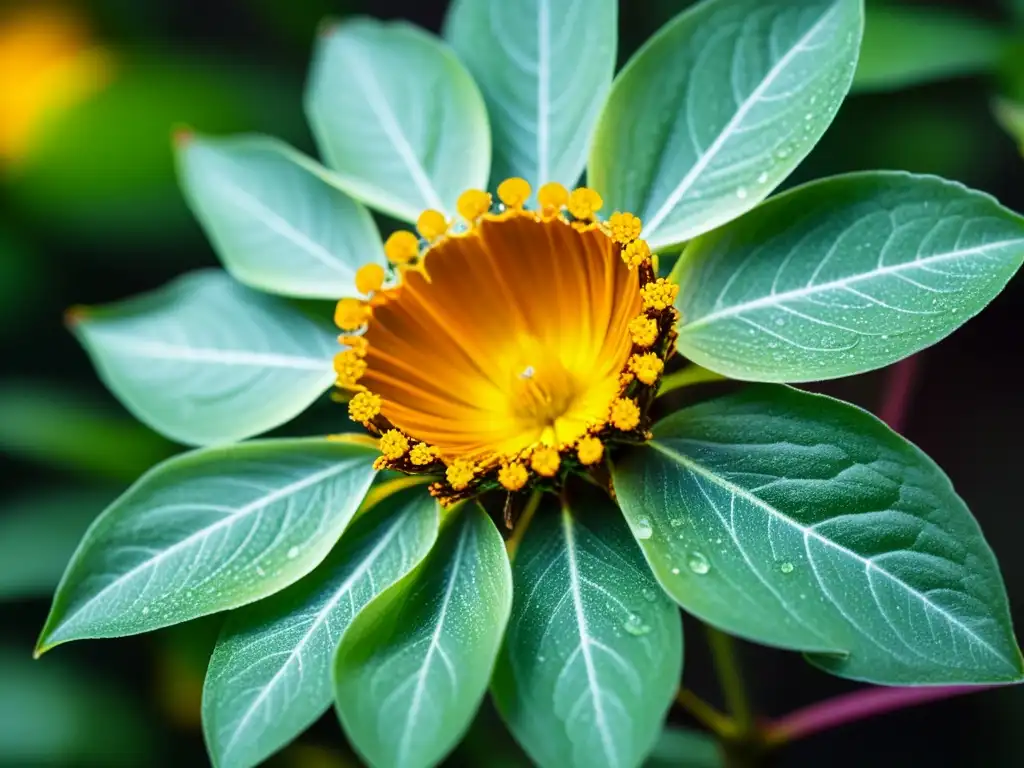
xmin=0 ymin=489 xmax=114 ymax=600
xmin=0 ymin=647 xmax=154 ymax=765
xmin=853 ymin=5 xmax=1006 ymax=93
xmin=203 ymin=485 xmax=439 ymax=768
xmin=589 ymin=0 xmax=862 ymax=251
xmin=334 ymin=503 xmax=512 ymax=768
xmin=644 ymin=726 xmax=723 ymax=768
xmin=492 ymin=489 xmax=682 ymax=768
xmin=444 ymin=0 xmax=616 ymax=191
xmin=0 ymin=380 xmax=176 ymax=480
xmin=71 ymin=270 xmax=338 ymax=446
xmin=994 ymin=98 xmax=1024 ymax=155
xmin=177 ymin=134 xmax=386 ymax=300
xmin=612 ymin=385 xmax=1023 ymax=684
xmin=37 ymin=437 xmax=377 ymax=652
xmin=305 ymin=18 xmax=490 ymax=223
xmin=671 ymin=172 xmax=1024 ymax=382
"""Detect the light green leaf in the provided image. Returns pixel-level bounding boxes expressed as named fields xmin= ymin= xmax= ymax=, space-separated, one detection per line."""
xmin=72 ymin=270 xmax=338 ymax=446
xmin=177 ymin=134 xmax=385 ymax=300
xmin=612 ymin=385 xmax=1023 ymax=684
xmin=203 ymin=485 xmax=439 ymax=768
xmin=0 ymin=489 xmax=114 ymax=600
xmin=492 ymin=489 xmax=682 ymax=768
xmin=853 ymin=5 xmax=1006 ymax=93
xmin=644 ymin=726 xmax=724 ymax=768
xmin=0 ymin=380 xmax=175 ymax=480
xmin=672 ymin=172 xmax=1024 ymax=382
xmin=305 ymin=17 xmax=490 ymax=222
xmin=590 ymin=0 xmax=862 ymax=251
xmin=444 ymin=0 xmax=616 ymax=191
xmin=334 ymin=504 xmax=512 ymax=768
xmin=37 ymin=437 xmax=377 ymax=652
xmin=994 ymin=98 xmax=1024 ymax=155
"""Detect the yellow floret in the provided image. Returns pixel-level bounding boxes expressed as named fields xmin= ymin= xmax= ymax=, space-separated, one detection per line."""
xmin=629 ymin=353 xmax=665 ymax=386
xmin=334 ymin=298 xmax=369 ymax=331
xmin=640 ymin=278 xmax=679 ymax=311
xmin=417 ymin=209 xmax=448 ymax=240
xmin=628 ymin=315 xmax=659 ymax=348
xmin=384 ymin=231 xmax=420 ymax=265
xmin=497 ymin=178 xmax=531 ymax=209
xmin=379 ymin=430 xmax=409 ymax=460
xmin=576 ymin=436 xmax=604 ymax=466
xmin=607 ymin=212 xmax=642 ymax=244
xmin=609 ymin=398 xmax=641 ymax=431
xmin=355 ymin=263 xmax=386 ymax=295
xmin=498 ymin=462 xmax=529 ymax=491
xmin=530 ymin=446 xmax=561 ymax=477
xmin=348 ymin=391 xmax=381 ymax=422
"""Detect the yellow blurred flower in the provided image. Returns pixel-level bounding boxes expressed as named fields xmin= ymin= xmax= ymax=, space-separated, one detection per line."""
xmin=0 ymin=4 xmax=113 ymax=167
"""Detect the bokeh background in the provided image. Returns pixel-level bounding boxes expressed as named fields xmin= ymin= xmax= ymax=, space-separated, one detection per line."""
xmin=2 ymin=0 xmax=1023 ymax=765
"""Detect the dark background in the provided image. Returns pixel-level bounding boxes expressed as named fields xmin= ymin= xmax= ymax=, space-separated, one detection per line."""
xmin=2 ymin=0 xmax=1023 ymax=765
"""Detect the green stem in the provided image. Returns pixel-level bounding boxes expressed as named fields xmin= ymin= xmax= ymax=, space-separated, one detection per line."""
xmin=676 ymin=688 xmax=735 ymax=738
xmin=657 ymin=364 xmax=726 ymax=397
xmin=706 ymin=625 xmax=755 ymax=737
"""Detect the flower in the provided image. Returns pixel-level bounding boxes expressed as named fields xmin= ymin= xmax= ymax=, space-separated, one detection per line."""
xmin=333 ymin=179 xmax=678 ymax=504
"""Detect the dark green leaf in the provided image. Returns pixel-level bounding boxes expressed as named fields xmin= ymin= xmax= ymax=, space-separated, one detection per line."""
xmin=673 ymin=173 xmax=1024 ymax=382
xmin=492 ymin=488 xmax=682 ymax=768
xmin=203 ymin=485 xmax=439 ymax=768
xmin=644 ymin=726 xmax=724 ymax=768
xmin=38 ymin=437 xmax=377 ymax=651
xmin=334 ymin=503 xmax=512 ymax=768
xmin=613 ymin=385 xmax=1022 ymax=684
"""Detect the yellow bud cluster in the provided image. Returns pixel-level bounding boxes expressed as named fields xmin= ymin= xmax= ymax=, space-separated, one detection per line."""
xmin=628 ymin=315 xmax=659 ymax=348
xmin=607 ymin=212 xmax=642 ymax=244
xmin=576 ymin=436 xmax=604 ymax=466
xmin=417 ymin=209 xmax=448 ymax=240
xmin=629 ymin=353 xmax=665 ymax=386
xmin=334 ymin=298 xmax=369 ymax=331
xmin=379 ymin=429 xmax=409 ymax=459
xmin=531 ymin=446 xmax=561 ymax=477
xmin=409 ymin=443 xmax=440 ymax=466
xmin=498 ymin=462 xmax=529 ymax=491
xmin=640 ymin=278 xmax=679 ymax=311
xmin=567 ymin=187 xmax=603 ymax=220
xmin=537 ymin=181 xmax=568 ymax=212
xmin=609 ymin=398 xmax=641 ymax=431
xmin=348 ymin=391 xmax=381 ymax=422
xmin=446 ymin=459 xmax=477 ymax=491
xmin=497 ymin=177 xmax=531 ymax=209
xmin=621 ymin=239 xmax=651 ymax=269
xmin=334 ymin=350 xmax=367 ymax=388
xmin=355 ymin=263 xmax=386 ymax=295
xmin=457 ymin=189 xmax=492 ymax=222
xmin=384 ymin=230 xmax=420 ymax=265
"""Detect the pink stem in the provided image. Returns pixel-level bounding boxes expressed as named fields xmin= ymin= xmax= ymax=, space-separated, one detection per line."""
xmin=878 ymin=355 xmax=920 ymax=433
xmin=765 ymin=685 xmax=992 ymax=744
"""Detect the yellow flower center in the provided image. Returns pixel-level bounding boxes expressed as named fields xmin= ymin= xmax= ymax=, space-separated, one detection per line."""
xmin=333 ymin=179 xmax=678 ymax=502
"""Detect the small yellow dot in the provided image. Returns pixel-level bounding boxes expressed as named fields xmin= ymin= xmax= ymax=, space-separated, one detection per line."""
xmin=567 ymin=187 xmax=603 ymax=220
xmin=608 ymin=212 xmax=643 ymax=244
xmin=576 ymin=436 xmax=604 ymax=466
xmin=531 ymin=446 xmax=561 ymax=477
xmin=379 ymin=430 xmax=410 ymax=460
xmin=640 ymin=278 xmax=680 ymax=311
xmin=622 ymin=239 xmax=651 ymax=269
xmin=537 ymin=181 xmax=568 ymax=212
xmin=334 ymin=298 xmax=369 ymax=331
xmin=354 ymin=263 xmax=386 ymax=295
xmin=498 ymin=462 xmax=529 ymax=491
xmin=340 ymin=335 xmax=368 ymax=357
xmin=446 ymin=460 xmax=477 ymax=491
xmin=410 ymin=443 xmax=439 ymax=466
xmin=497 ymin=178 xmax=531 ymax=209
xmin=417 ymin=209 xmax=449 ymax=240
xmin=609 ymin=398 xmax=641 ymax=431
xmin=334 ymin=349 xmax=367 ymax=388
xmin=457 ymin=189 xmax=492 ymax=222
xmin=348 ymin=391 xmax=381 ymax=422
xmin=383 ymin=230 xmax=420 ymax=265
xmin=628 ymin=315 xmax=659 ymax=348
xmin=629 ymin=353 xmax=665 ymax=386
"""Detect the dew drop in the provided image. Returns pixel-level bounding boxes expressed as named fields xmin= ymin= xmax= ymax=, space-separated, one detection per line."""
xmin=775 ymin=146 xmax=792 ymax=159
xmin=669 ymin=517 xmax=684 ymax=528
xmin=624 ymin=614 xmax=652 ymax=636
xmin=757 ymin=172 xmax=769 ymax=184
xmin=142 ymin=607 xmax=150 ymax=616
xmin=735 ymin=187 xmax=748 ymax=199
xmin=804 ymin=112 xmax=814 ymax=121
xmin=287 ymin=546 xmax=300 ymax=559
xmin=687 ymin=552 xmax=711 ymax=575
xmin=671 ymin=567 xmax=681 ymax=575
xmin=642 ymin=588 xmax=657 ymax=602
xmin=633 ymin=517 xmax=653 ymax=540
xmin=780 ymin=561 xmax=795 ymax=574
xmin=774 ymin=317 xmax=786 ymax=327
xmin=255 ymin=565 xmax=266 ymax=577
xmin=537 ymin=655 xmax=546 ymax=663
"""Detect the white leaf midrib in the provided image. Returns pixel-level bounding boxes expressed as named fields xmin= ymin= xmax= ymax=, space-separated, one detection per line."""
xmin=536 ymin=0 xmax=551 ymax=184
xmin=57 ymin=460 xmax=359 ymax=633
xmin=643 ymin=1 xmax=842 ymax=239
xmin=649 ymin=440 xmax=1015 ymax=669
xmin=93 ymin=336 xmax=331 ymax=371
xmin=680 ymin=238 xmax=1023 ymax=333
xmin=218 ymin=511 xmax=410 ymax=760
xmin=562 ymin=508 xmax=619 ymax=768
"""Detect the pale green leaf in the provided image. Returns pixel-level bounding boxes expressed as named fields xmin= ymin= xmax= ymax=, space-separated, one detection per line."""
xmin=203 ymin=485 xmax=439 ymax=768
xmin=334 ymin=504 xmax=512 ymax=768
xmin=305 ymin=18 xmax=490 ymax=222
xmin=37 ymin=437 xmax=377 ymax=652
xmin=672 ymin=172 xmax=1024 ymax=382
xmin=444 ymin=0 xmax=616 ymax=190
xmin=613 ymin=385 xmax=1023 ymax=684
xmin=853 ymin=5 xmax=1006 ymax=93
xmin=492 ymin=489 xmax=682 ymax=768
xmin=994 ymin=98 xmax=1024 ymax=155
xmin=72 ymin=270 xmax=338 ymax=446
xmin=177 ymin=134 xmax=385 ymax=299
xmin=590 ymin=0 xmax=862 ymax=251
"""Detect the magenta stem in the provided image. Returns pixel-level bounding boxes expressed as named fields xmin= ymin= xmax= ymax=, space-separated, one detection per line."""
xmin=878 ymin=355 xmax=920 ymax=433
xmin=765 ymin=685 xmax=992 ymax=744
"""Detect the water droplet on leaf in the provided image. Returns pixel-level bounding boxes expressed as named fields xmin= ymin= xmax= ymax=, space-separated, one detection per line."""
xmin=687 ymin=552 xmax=710 ymax=575
xmin=624 ymin=614 xmax=652 ymax=636
xmin=780 ymin=561 xmax=794 ymax=574
xmin=287 ymin=546 xmax=300 ymax=559
xmin=633 ymin=517 xmax=653 ymax=540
